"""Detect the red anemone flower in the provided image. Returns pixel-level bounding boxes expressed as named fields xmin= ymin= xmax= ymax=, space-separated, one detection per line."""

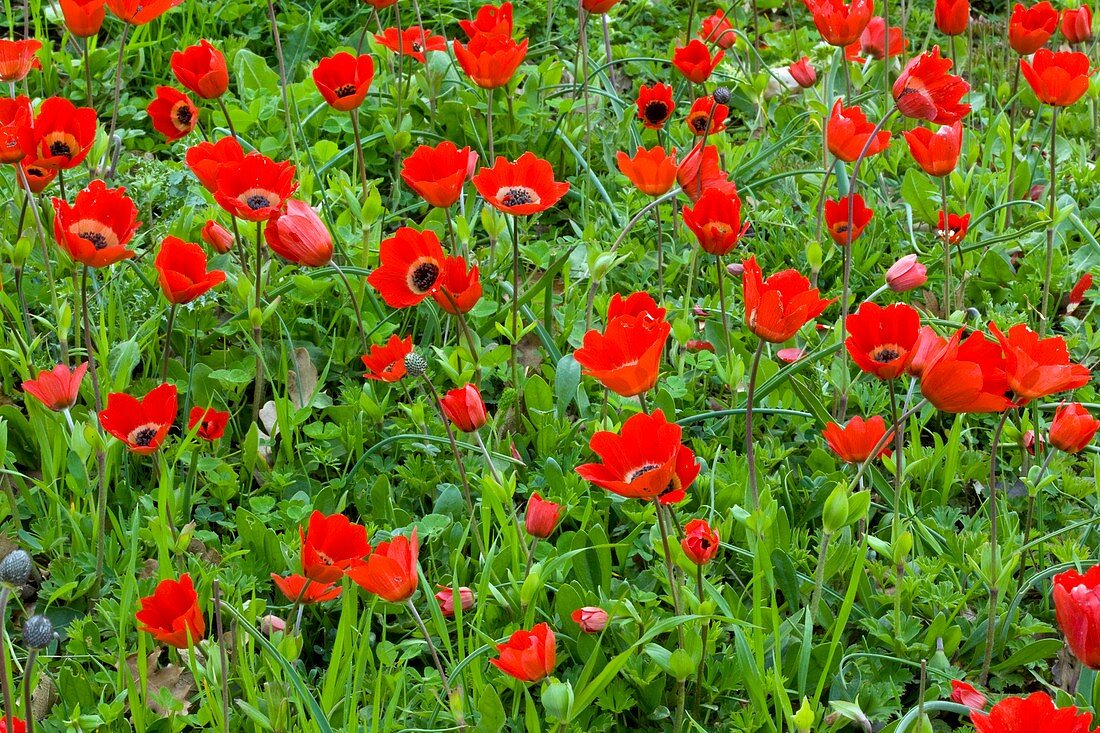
xmin=827 ymin=99 xmax=892 ymax=162
xmin=19 ymin=97 xmax=97 ymax=170
xmin=971 ymin=692 xmax=1094 ymax=733
xmin=401 ymin=141 xmax=478 ymax=208
xmin=1062 ymin=5 xmax=1094 ymax=44
xmin=989 ymin=322 xmax=1090 ymax=405
xmin=188 ymin=406 xmax=229 ymax=441
xmin=682 ymin=187 xmax=750 ymax=256
xmin=823 ymin=415 xmax=892 ymax=463
xmin=20 ymin=158 xmax=57 ymax=193
xmin=201 ymin=220 xmax=234 ymax=254
xmin=699 ymin=9 xmax=736 ymax=48
xmin=1050 ymin=403 xmax=1100 ymax=454
xmin=368 ymin=227 xmax=447 ymax=307
xmin=460 ymin=2 xmax=513 ymax=38
xmin=636 ymin=83 xmax=675 ymax=129
xmin=685 ymin=96 xmax=729 ymax=136
xmin=300 ymin=511 xmax=369 ymax=584
xmin=59 ymin=0 xmax=106 ymax=37
xmin=312 ymin=52 xmax=375 ymax=111
xmin=264 ymin=198 xmax=333 ymax=267
xmin=453 ymin=33 xmax=528 ymax=88
xmin=52 ymin=180 xmax=141 ymax=268
xmin=472 ymin=152 xmax=570 ymax=215
xmin=1068 ymin=273 xmax=1093 ymax=315
xmin=135 ymin=574 xmax=204 ymax=648
xmin=375 ymin=26 xmax=447 ymax=65
xmin=0 ymin=39 xmax=42 ymax=83
xmin=906 ymin=325 xmax=947 ymax=378
xmin=824 ymin=194 xmax=874 ymax=246
xmin=616 ymin=146 xmax=678 ymax=197
xmin=1021 ymin=49 xmax=1091 ymax=107
xmin=22 ymin=362 xmax=88 ymax=411
xmin=902 ymin=121 xmax=963 ymax=177
xmin=439 ymin=383 xmax=488 ymax=432
xmin=186 ymin=136 xmax=245 ymax=192
xmin=490 ymin=623 xmax=556 ymax=682
xmin=859 ymin=16 xmax=908 ymax=59
xmin=171 ymin=40 xmax=229 ymax=99
xmin=672 ymin=40 xmax=724 ymax=83
xmin=937 ymin=211 xmax=970 ymax=245
xmin=804 ymin=0 xmax=874 ymax=47
xmin=892 ymin=47 xmax=971 ymax=124
xmin=0 ymin=717 xmax=26 ymax=733
xmin=582 ymin=0 xmax=621 ymax=13
xmin=1054 ymin=564 xmax=1100 ymax=668
xmin=935 ymin=0 xmax=970 ymax=35
xmin=950 ymin=680 xmax=988 ymax=711
xmin=919 ymin=329 xmax=1012 ymax=413
xmin=789 ymin=57 xmax=818 ymax=87
xmin=433 ymin=257 xmax=482 ymax=314
xmin=573 ymin=314 xmax=671 ymax=397
xmin=607 ymin=291 xmax=666 ymax=321
xmin=212 ymin=153 xmax=298 ymax=221
xmin=677 ymin=142 xmax=738 ymax=201
xmin=0 ymin=96 xmax=31 ymax=164
xmin=362 ymin=334 xmax=414 ymax=382
xmin=845 ymin=302 xmax=921 ymax=379
xmin=147 ymin=86 xmax=199 ymax=141
xmin=1009 ymin=1 xmax=1059 ymax=54
xmin=155 ymin=236 xmax=226 ymax=304
xmin=98 ymin=383 xmax=179 ymax=455
xmin=106 ymin=0 xmax=184 ymax=24
xmin=347 ymin=529 xmax=420 ymax=603
xmin=271 ymin=574 xmax=342 ymax=604
xmin=525 ymin=493 xmax=562 ymax=538
xmin=682 ymin=519 xmax=720 ymax=564
xmin=575 ymin=409 xmax=700 ymax=504
xmin=742 ymin=256 xmax=835 ymax=343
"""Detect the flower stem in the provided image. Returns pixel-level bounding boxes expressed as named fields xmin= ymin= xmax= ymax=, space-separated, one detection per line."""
xmin=159 ymin=303 xmax=179 ymax=383
xmin=331 ymin=262 xmax=369 ymax=353
xmin=509 ymin=215 xmax=522 ymax=397
xmin=83 ymin=37 xmax=94 ymax=109
xmin=979 ymin=409 xmax=1013 ymax=685
xmin=653 ymin=202 xmax=665 ymax=294
xmin=216 ymin=96 xmax=239 ymax=141
xmin=0 ymin=587 xmax=14 ymax=727
xmin=808 ymin=530 xmax=832 ymax=619
xmin=22 ymin=649 xmax=37 ymax=733
xmin=266 ymin=0 xmax=300 ymax=165
xmin=350 ymin=109 xmax=372 ymax=208
xmin=1039 ymin=106 xmax=1059 ymax=336
xmin=251 ymin=222 xmax=266 ymax=426
xmin=939 ymin=175 xmax=953 ymax=316
xmin=744 ymin=340 xmax=765 ymax=508
xmin=888 ymin=379 xmax=905 ymax=645
xmin=486 ymin=87 xmax=495 ymax=162
xmin=213 ymin=580 xmax=232 ymax=733
xmin=472 ymin=429 xmax=502 ymax=485
xmin=407 ymin=598 xmax=466 ymax=729
xmin=105 ymin=23 xmax=132 ymax=155
xmin=82 ymin=266 xmax=111 ymax=597
xmin=655 ymin=504 xmax=685 ymax=637
xmin=715 ymin=257 xmax=730 ymax=347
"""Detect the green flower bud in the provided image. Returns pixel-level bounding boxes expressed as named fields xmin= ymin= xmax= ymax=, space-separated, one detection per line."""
xmin=822 ymin=484 xmax=850 ymax=534
xmin=541 ymin=680 xmax=574 ymax=722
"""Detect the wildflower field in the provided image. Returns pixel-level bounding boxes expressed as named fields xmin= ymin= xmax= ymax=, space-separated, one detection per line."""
xmin=2 ymin=0 xmax=1100 ymax=729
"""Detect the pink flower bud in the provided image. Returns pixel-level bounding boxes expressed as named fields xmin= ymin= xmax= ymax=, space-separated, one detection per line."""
xmin=726 ymin=262 xmax=744 ymax=277
xmin=260 ymin=614 xmax=286 ymax=635
xmin=435 ymin=585 xmax=475 ymax=617
xmin=571 ymin=606 xmax=608 ymax=633
xmin=201 ymin=220 xmax=234 ymax=254
xmin=886 ymin=254 xmax=927 ymax=292
xmin=788 ymin=57 xmax=818 ymax=88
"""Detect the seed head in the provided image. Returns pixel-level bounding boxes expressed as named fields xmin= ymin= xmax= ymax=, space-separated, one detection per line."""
xmin=0 ymin=550 xmax=31 ymax=586
xmin=404 ymin=352 xmax=428 ymax=378
xmin=23 ymin=615 xmax=54 ymax=650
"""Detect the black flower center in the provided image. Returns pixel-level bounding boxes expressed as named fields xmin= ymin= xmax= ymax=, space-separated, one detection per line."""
xmin=411 ymin=42 xmax=423 ymax=52
xmin=411 ymin=262 xmax=440 ymax=292
xmin=176 ymin=106 xmax=193 ymax=124
xmin=644 ymin=100 xmax=669 ymax=124
xmin=872 ymin=345 xmax=901 ymax=363
xmin=700 ymin=538 xmax=712 ymax=549
xmin=133 ymin=427 xmax=157 ymax=447
xmin=502 ymin=188 xmax=534 ymax=207
xmin=691 ymin=115 xmax=709 ymax=132
xmin=246 ymin=194 xmax=272 ymax=210
xmin=625 ymin=463 xmax=659 ymax=482
xmin=49 ymin=140 xmax=73 ymax=157
xmin=334 ymin=84 xmax=358 ymax=98
xmin=79 ymin=231 xmax=110 ymax=250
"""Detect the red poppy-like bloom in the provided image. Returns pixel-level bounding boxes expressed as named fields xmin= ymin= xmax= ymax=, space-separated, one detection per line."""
xmin=1062 ymin=5 xmax=1094 ymax=44
xmin=347 ymin=529 xmax=420 ymax=603
xmin=147 ymin=86 xmax=199 ymax=141
xmin=171 ymin=40 xmax=229 ymax=99
xmin=919 ymin=329 xmax=1012 ymax=413
xmin=886 ymin=254 xmax=928 ymax=292
xmin=0 ymin=717 xmax=26 ymax=733
xmin=804 ymin=0 xmax=874 ymax=46
xmin=636 ymin=83 xmax=675 ymax=129
xmin=264 ymin=199 xmax=333 ymax=267
xmin=99 ymin=383 xmax=178 ymax=455
xmin=362 ymin=0 xmax=397 ymax=7
xmin=0 ymin=40 xmax=41 ymax=83
xmin=106 ymin=0 xmax=184 ymax=23
xmin=822 ymin=415 xmax=892 ymax=463
xmin=1049 ymin=403 xmax=1100 ymax=454
xmin=789 ymin=57 xmax=818 ymax=87
xmin=892 ymin=47 xmax=971 ymax=124
xmin=460 ymin=2 xmax=513 ymax=38
xmin=906 ymin=326 xmax=947 ymax=378
xmin=376 ymin=26 xmax=448 ymax=65
xmin=672 ymin=40 xmax=724 ymax=83
xmin=682 ymin=187 xmax=750 ymax=256
xmin=950 ymin=680 xmax=987 ymax=711
xmin=937 ymin=211 xmax=971 ymax=245
xmin=699 ymin=9 xmax=736 ymax=48
xmin=677 ymin=143 xmax=738 ymax=202
xmin=439 ymin=383 xmax=488 ymax=432
xmin=362 ymin=334 xmax=414 ymax=382
xmin=845 ymin=302 xmax=921 ymax=379
xmin=575 ymin=409 xmax=700 ymax=504
xmin=20 ymin=158 xmax=56 ymax=193
xmin=312 ymin=52 xmax=375 ymax=111
xmin=271 ymin=573 xmax=342 ymax=604
xmin=472 ymin=152 xmax=570 ymax=216
xmin=453 ymin=32 xmax=527 ymax=88
xmin=20 ymin=97 xmax=97 ymax=170
xmin=685 ymin=96 xmax=729 ymax=136
xmin=859 ymin=16 xmax=908 ymax=59
xmin=490 ymin=623 xmax=556 ymax=682
xmin=934 ymin=0 xmax=970 ymax=35
xmin=213 ymin=153 xmax=298 ymax=221
xmin=525 ymin=492 xmax=562 ymax=538
xmin=1021 ymin=49 xmax=1091 ymax=107
xmin=1009 ymin=1 xmax=1059 ymax=54
xmin=1068 ymin=273 xmax=1093 ymax=315
xmin=682 ymin=518 xmax=720 ymax=565
xmin=436 ymin=586 xmax=475 ymax=616
xmin=1053 ymin=565 xmax=1100 ymax=669
xmin=582 ymin=0 xmax=621 ymax=13
xmin=368 ymin=227 xmax=447 ymax=307
xmin=433 ymin=257 xmax=482 ymax=314
xmin=903 ymin=121 xmax=963 ymax=177
xmin=186 ymin=136 xmax=245 ymax=192
xmin=989 ymin=322 xmax=1090 ymax=405
xmin=616 ymin=146 xmax=678 ymax=197
xmin=574 ymin=313 xmax=671 ymax=397
xmin=743 ymin=256 xmax=834 ymax=343
xmin=201 ymin=220 xmax=234 ymax=254
xmin=607 ymin=291 xmax=666 ymax=322
xmin=22 ymin=362 xmax=88 ymax=411
xmin=135 ymin=574 xmax=205 ymax=648
xmin=155 ymin=236 xmax=226 ymax=304
xmin=300 ymin=511 xmax=369 ymax=584
xmin=401 ymin=141 xmax=478 ymax=208
xmin=0 ymin=96 xmax=31 ymax=164
xmin=59 ymin=0 xmax=106 ymax=37
xmin=572 ymin=607 xmax=608 ymax=633
xmin=52 ymin=180 xmax=141 ymax=268
xmin=972 ymin=692 xmax=1094 ymax=733
xmin=188 ymin=406 xmax=229 ymax=441
xmin=827 ymin=100 xmax=892 ymax=162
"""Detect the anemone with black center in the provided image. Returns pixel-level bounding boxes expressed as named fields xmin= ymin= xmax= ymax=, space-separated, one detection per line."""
xmin=871 ymin=345 xmax=901 ymax=363
xmin=500 ymin=187 xmax=536 ymax=207
xmin=78 ymin=232 xmax=111 ymax=250
xmin=129 ymin=425 xmax=159 ymax=448
xmin=691 ymin=116 xmax=708 ymax=133
xmin=644 ymin=101 xmax=669 ymax=125
xmin=411 ymin=262 xmax=441 ymax=292
xmin=625 ymin=464 xmax=659 ymax=482
xmin=49 ymin=140 xmax=73 ymax=157
xmin=246 ymin=194 xmax=272 ymax=211
xmin=176 ymin=106 xmax=193 ymax=124
xmin=334 ymin=84 xmax=358 ymax=98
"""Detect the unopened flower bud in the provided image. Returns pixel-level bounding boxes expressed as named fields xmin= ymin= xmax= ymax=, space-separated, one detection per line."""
xmin=712 ymin=86 xmax=731 ymax=105
xmin=403 ymin=352 xmax=428 ymax=378
xmin=0 ymin=550 xmax=32 ymax=586
xmin=22 ymin=615 xmax=54 ymax=649
xmin=885 ymin=254 xmax=927 ymax=292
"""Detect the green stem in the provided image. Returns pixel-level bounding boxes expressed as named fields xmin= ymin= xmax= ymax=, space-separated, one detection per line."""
xmin=159 ymin=303 xmax=178 ymax=383
xmin=105 ymin=23 xmax=131 ymax=153
xmin=808 ymin=531 xmax=832 ymax=618
xmin=744 ymin=340 xmax=765 ymax=508
xmin=940 ymin=175 xmax=953 ymax=315
xmin=1039 ymin=106 xmax=1059 ymax=336
xmin=979 ymin=409 xmax=1013 ymax=685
